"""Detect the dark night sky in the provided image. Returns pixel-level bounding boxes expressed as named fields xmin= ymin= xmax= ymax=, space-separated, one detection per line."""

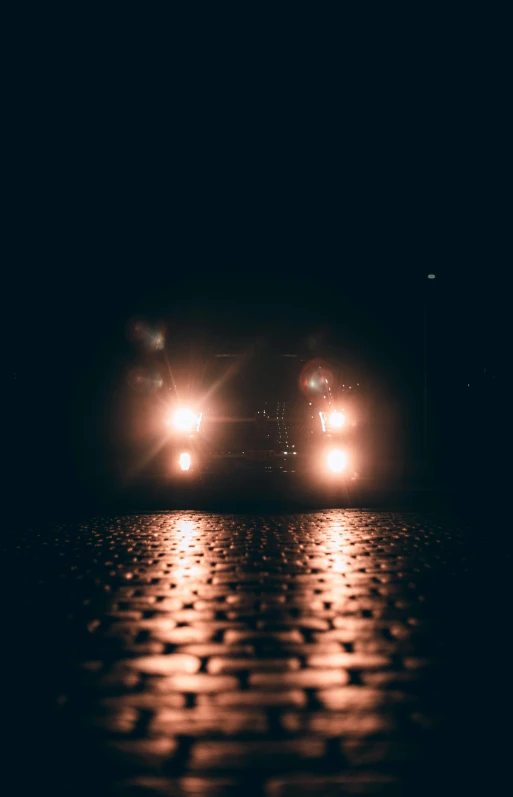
xmin=5 ymin=9 xmax=506 ymax=510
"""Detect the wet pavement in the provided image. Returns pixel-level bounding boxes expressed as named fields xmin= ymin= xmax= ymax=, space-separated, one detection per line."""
xmin=2 ymin=510 xmax=504 ymax=795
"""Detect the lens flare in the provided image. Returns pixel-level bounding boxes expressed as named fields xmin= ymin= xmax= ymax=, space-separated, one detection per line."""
xmin=126 ymin=317 xmax=165 ymax=351
xmin=299 ymin=359 xmax=335 ymax=399
xmin=127 ymin=367 xmax=163 ymax=394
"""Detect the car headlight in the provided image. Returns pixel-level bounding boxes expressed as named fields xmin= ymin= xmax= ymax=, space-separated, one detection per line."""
xmin=319 ymin=410 xmax=346 ymax=432
xmin=329 ymin=411 xmax=345 ymax=429
xmin=169 ymin=408 xmax=202 ymax=432
xmin=327 ymin=448 xmax=348 ymax=473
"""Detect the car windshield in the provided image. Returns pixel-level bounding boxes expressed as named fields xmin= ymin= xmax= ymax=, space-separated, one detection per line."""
xmin=162 ymin=336 xmax=358 ymax=414
xmin=202 ymin=354 xmax=304 ymax=413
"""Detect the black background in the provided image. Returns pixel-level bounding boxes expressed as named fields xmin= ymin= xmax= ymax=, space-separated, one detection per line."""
xmin=5 ymin=7 xmax=506 ymax=516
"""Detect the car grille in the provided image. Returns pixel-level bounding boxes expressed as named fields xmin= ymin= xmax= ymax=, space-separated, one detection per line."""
xmin=200 ymin=414 xmax=315 ymax=455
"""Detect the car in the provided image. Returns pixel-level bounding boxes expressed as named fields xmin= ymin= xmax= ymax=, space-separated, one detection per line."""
xmin=159 ymin=347 xmax=362 ymax=489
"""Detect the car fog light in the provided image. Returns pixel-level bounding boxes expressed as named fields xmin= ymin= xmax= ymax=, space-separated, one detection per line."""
xmin=327 ymin=449 xmax=347 ymax=473
xmin=179 ymin=452 xmax=191 ymax=471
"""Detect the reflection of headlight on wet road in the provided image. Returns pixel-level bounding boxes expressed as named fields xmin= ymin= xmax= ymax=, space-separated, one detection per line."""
xmin=169 ymin=408 xmax=202 ymax=432
xmin=327 ymin=449 xmax=348 ymax=473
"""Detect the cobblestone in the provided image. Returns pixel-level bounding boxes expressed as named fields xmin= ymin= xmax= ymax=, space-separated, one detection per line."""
xmin=143 ymin=673 xmax=240 ymax=693
xmin=248 ymin=669 xmax=349 ymax=689
xmin=3 ymin=510 xmax=484 ymax=795
xmin=120 ymin=654 xmax=201 ymax=675
xmin=148 ymin=707 xmax=269 ymax=736
xmin=112 ymin=776 xmax=246 ymax=796
xmin=188 ymin=739 xmax=326 ymax=770
xmin=201 ymin=689 xmax=309 ymax=709
xmin=265 ymin=773 xmax=401 ymax=795
xmin=306 ymin=652 xmax=391 ymax=670
xmin=103 ymin=737 xmax=179 ymax=771
xmin=206 ymin=656 xmax=301 ymax=674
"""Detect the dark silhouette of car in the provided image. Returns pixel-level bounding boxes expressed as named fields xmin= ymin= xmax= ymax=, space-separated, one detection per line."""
xmin=161 ymin=348 xmax=361 ymax=485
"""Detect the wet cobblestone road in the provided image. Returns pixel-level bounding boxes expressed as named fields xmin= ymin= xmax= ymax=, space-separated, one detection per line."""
xmin=3 ymin=510 xmax=499 ymax=795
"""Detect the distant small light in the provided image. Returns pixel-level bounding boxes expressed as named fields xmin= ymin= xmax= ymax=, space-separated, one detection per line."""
xmin=428 ymin=273 xmax=436 ymax=279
